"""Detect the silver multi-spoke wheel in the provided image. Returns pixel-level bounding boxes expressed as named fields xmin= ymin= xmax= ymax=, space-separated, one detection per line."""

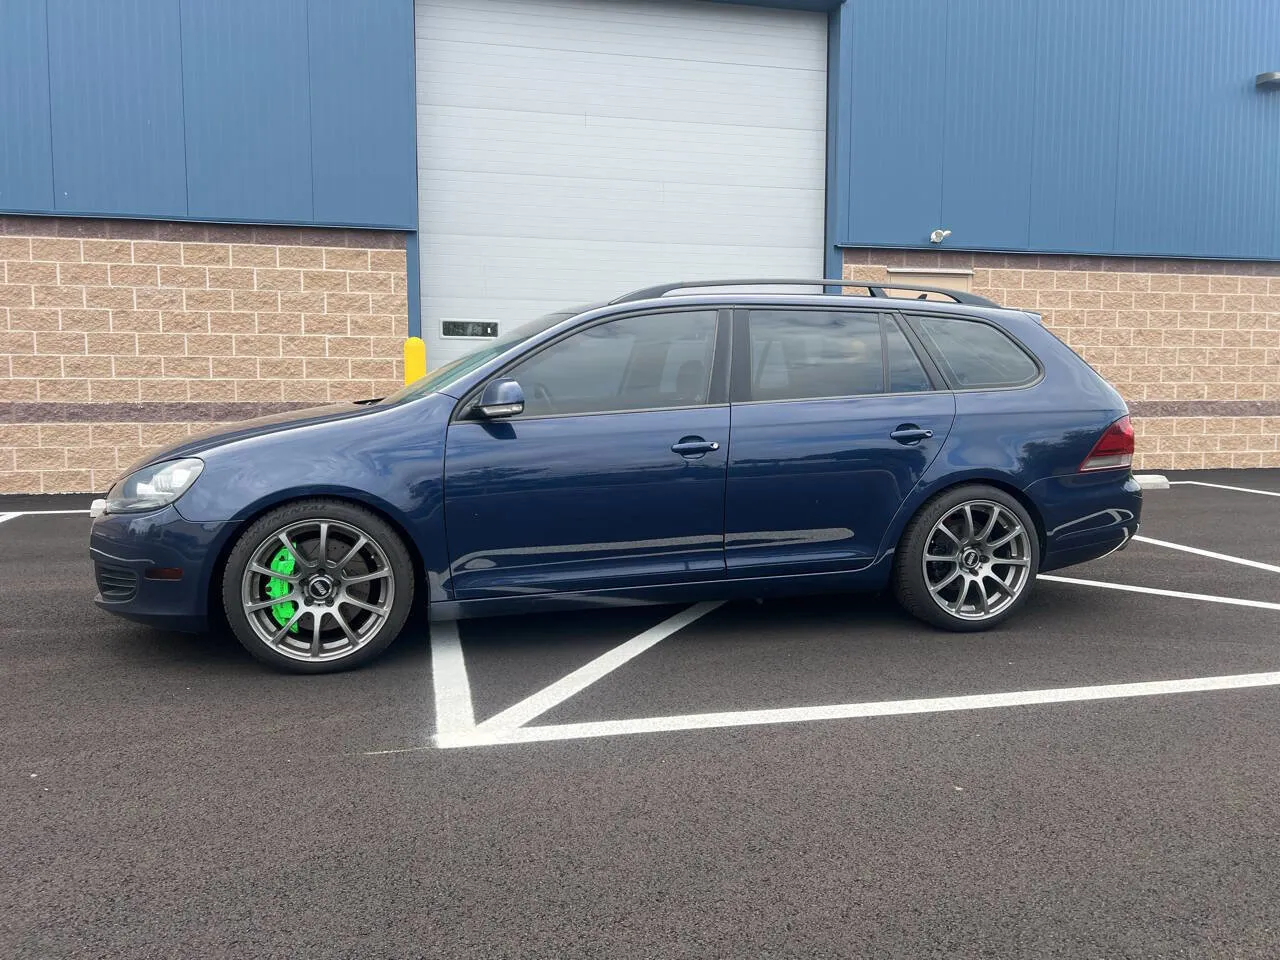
xmin=239 ymin=518 xmax=396 ymax=663
xmin=921 ymin=500 xmax=1032 ymax=622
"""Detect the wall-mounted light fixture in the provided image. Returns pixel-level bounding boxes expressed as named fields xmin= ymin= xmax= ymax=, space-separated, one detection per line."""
xmin=1257 ymin=72 xmax=1280 ymax=90
xmin=929 ymin=228 xmax=951 ymax=244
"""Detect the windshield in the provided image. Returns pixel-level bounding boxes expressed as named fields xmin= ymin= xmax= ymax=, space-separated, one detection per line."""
xmin=381 ymin=309 xmax=582 ymax=404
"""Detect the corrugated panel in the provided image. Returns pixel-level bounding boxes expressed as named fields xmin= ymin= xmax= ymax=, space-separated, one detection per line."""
xmin=939 ymin=0 xmax=1037 ymax=249
xmin=180 ymin=0 xmax=313 ymax=222
xmin=309 ymin=0 xmax=417 ymax=227
xmin=1 ymin=0 xmax=413 ymax=227
xmin=1027 ymin=0 xmax=1124 ymax=251
xmin=45 ymin=0 xmax=187 ymax=217
xmin=838 ymin=0 xmax=1280 ymax=259
xmin=843 ymin=0 xmax=946 ymax=247
xmin=416 ymin=0 xmax=826 ymax=366
xmin=0 ymin=0 xmax=54 ymax=211
xmin=1114 ymin=0 xmax=1280 ymax=259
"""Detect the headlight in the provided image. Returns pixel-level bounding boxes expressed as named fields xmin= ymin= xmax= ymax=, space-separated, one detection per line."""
xmin=105 ymin=458 xmax=205 ymax=514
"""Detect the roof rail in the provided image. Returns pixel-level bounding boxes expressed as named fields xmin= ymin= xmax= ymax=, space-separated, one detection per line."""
xmin=610 ymin=278 xmax=999 ymax=308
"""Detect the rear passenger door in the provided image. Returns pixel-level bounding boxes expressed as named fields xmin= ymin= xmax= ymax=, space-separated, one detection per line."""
xmin=724 ymin=308 xmax=955 ymax=574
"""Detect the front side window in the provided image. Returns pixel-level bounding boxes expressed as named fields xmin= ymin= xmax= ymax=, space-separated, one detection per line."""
xmin=914 ymin=316 xmax=1039 ymax=389
xmin=504 ymin=310 xmax=717 ymax=417
xmin=747 ymin=310 xmax=932 ymax=402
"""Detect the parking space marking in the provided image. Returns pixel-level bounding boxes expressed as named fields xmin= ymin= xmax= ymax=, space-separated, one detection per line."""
xmin=1039 ymin=574 xmax=1280 ymax=611
xmin=397 ymin=570 xmax=1280 ymax=751
xmin=434 ymin=670 xmax=1280 ymax=748
xmin=429 ymin=620 xmax=476 ymax=736
xmin=0 ymin=509 xmax=91 ymax=524
xmin=1133 ymin=535 xmax=1280 ymax=574
xmin=474 ymin=601 xmax=723 ymax=733
xmin=1170 ymin=480 xmax=1280 ymax=498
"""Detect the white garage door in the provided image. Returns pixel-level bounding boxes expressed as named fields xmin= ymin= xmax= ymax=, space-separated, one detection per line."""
xmin=414 ymin=0 xmax=827 ymax=366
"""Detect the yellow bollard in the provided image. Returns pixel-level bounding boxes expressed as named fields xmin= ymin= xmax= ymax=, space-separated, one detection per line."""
xmin=403 ymin=336 xmax=426 ymax=384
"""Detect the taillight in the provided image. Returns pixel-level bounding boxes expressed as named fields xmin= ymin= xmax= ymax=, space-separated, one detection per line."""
xmin=1079 ymin=416 xmax=1134 ymax=472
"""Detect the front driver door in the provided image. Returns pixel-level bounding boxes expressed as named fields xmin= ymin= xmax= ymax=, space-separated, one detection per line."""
xmin=443 ymin=309 xmax=729 ymax=600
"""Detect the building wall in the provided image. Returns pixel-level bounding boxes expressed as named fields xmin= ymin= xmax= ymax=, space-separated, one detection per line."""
xmin=0 ymin=0 xmax=416 ymax=228
xmin=845 ymin=250 xmax=1280 ymax=470
xmin=832 ymin=0 xmax=1280 ymax=260
xmin=0 ymin=215 xmax=407 ymax=494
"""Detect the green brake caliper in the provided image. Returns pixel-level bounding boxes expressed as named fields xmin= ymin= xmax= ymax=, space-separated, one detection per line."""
xmin=265 ymin=546 xmax=300 ymax=634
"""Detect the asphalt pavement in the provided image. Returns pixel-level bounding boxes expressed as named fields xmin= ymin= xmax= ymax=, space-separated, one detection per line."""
xmin=4 ymin=469 xmax=1280 ymax=959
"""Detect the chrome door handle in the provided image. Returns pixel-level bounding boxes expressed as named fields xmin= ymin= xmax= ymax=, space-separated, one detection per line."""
xmin=671 ymin=439 xmax=720 ymax=456
xmin=890 ymin=426 xmax=934 ymax=444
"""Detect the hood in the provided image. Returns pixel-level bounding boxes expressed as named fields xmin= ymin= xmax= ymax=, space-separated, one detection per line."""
xmin=120 ymin=401 xmax=385 ymax=478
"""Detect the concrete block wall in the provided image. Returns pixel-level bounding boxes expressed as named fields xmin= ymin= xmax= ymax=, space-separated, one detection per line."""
xmin=0 ymin=216 xmax=407 ymax=493
xmin=844 ymin=250 xmax=1280 ymax=471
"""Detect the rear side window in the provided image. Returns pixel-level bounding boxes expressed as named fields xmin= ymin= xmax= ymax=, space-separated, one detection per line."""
xmin=746 ymin=310 xmax=933 ymax=402
xmin=914 ymin=316 xmax=1039 ymax=389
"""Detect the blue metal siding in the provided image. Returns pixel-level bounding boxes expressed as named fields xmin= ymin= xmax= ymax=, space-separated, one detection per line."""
xmin=839 ymin=0 xmax=1280 ymax=260
xmin=46 ymin=0 xmax=187 ymax=217
xmin=0 ymin=0 xmax=415 ymax=228
xmin=181 ymin=0 xmax=314 ymax=222
xmin=0 ymin=0 xmax=55 ymax=211
xmin=939 ymin=0 xmax=1037 ymax=249
xmin=1026 ymin=0 xmax=1125 ymax=252
xmin=1114 ymin=0 xmax=1280 ymax=259
xmin=844 ymin=0 xmax=945 ymax=248
xmin=308 ymin=0 xmax=417 ymax=227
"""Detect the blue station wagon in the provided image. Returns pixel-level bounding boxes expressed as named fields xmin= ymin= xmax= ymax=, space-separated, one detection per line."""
xmin=89 ymin=280 xmax=1142 ymax=673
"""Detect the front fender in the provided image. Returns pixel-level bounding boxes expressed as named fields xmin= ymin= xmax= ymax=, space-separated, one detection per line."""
xmin=173 ymin=395 xmax=453 ymax=602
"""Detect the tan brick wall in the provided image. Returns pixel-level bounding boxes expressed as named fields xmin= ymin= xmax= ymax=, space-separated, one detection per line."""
xmin=844 ymin=250 xmax=1280 ymax=471
xmin=1 ymin=216 xmax=407 ymax=493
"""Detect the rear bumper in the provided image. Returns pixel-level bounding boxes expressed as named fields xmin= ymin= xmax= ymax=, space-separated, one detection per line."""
xmin=1025 ymin=471 xmax=1143 ymax=573
xmin=89 ymin=504 xmax=229 ymax=633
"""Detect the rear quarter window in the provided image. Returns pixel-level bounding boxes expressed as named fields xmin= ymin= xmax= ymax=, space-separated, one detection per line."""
xmin=913 ymin=316 xmax=1039 ymax=389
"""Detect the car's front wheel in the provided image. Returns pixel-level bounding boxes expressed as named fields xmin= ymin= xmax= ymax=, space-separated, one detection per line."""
xmin=221 ymin=499 xmax=414 ymax=673
xmin=893 ymin=484 xmax=1040 ymax=632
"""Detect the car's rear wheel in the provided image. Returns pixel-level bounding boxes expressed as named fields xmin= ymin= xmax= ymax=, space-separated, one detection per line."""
xmin=221 ymin=499 xmax=414 ymax=673
xmin=893 ymin=485 xmax=1039 ymax=632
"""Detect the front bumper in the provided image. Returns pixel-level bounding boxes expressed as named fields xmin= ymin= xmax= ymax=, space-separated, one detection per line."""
xmin=89 ymin=504 xmax=229 ymax=632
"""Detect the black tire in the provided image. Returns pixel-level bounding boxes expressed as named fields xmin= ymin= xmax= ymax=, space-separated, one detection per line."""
xmin=893 ymin=484 xmax=1040 ymax=632
xmin=221 ymin=498 xmax=415 ymax=673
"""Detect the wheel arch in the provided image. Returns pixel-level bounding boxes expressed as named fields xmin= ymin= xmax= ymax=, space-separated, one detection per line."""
xmin=879 ymin=472 xmax=1048 ymax=565
xmin=206 ymin=490 xmax=427 ymax=623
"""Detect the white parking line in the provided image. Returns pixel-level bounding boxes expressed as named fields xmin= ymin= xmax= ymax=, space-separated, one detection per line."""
xmin=436 ymin=670 xmax=1280 ymax=749
xmin=389 ymin=570 xmax=1280 ymax=752
xmin=1038 ymin=574 xmax=1280 ymax=611
xmin=0 ymin=509 xmax=92 ymax=521
xmin=1170 ymin=480 xmax=1280 ymax=498
xmin=1133 ymin=535 xmax=1280 ymax=574
xmin=429 ymin=620 xmax=476 ymax=736
xmin=475 ymin=601 xmax=723 ymax=733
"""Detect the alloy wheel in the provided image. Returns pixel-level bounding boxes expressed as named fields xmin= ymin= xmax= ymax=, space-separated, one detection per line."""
xmin=239 ymin=518 xmax=396 ymax=663
xmin=921 ymin=500 xmax=1032 ymax=621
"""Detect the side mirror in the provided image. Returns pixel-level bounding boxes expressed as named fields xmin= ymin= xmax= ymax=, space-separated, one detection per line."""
xmin=476 ymin=377 xmax=525 ymax=419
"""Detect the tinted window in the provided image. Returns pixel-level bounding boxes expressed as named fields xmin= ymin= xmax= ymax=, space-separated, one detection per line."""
xmin=506 ymin=310 xmax=716 ymax=417
xmin=747 ymin=310 xmax=932 ymax=401
xmin=915 ymin=316 xmax=1039 ymax=389
xmin=885 ymin=319 xmax=933 ymax=393
xmin=748 ymin=310 xmax=882 ymax=401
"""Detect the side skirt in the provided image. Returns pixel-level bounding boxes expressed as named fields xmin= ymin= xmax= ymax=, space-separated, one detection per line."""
xmin=429 ymin=556 xmax=895 ymax=622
